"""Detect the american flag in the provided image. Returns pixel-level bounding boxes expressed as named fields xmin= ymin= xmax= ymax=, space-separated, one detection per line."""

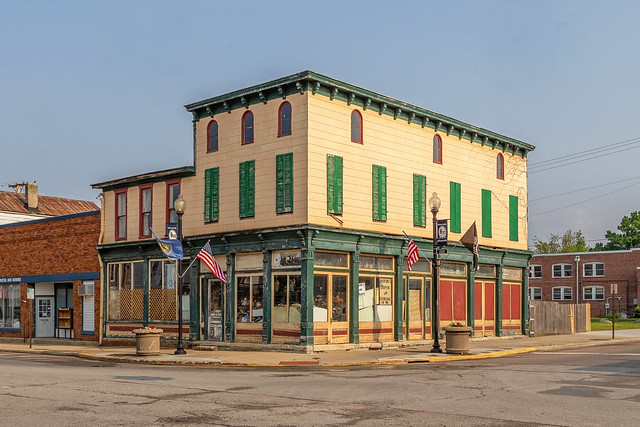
xmin=407 ymin=239 xmax=420 ymax=271
xmin=197 ymin=241 xmax=227 ymax=283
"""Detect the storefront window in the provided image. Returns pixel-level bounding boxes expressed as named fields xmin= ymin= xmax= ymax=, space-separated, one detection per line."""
xmin=107 ymin=262 xmax=144 ymax=321
xmin=359 ymin=276 xmax=393 ymax=322
xmin=236 ymin=276 xmax=263 ymax=323
xmin=360 ymin=255 xmax=393 ymax=271
xmin=476 ymin=265 xmax=496 ymax=278
xmin=332 ymin=276 xmax=348 ymax=321
xmin=273 ymin=274 xmax=301 ymax=323
xmin=440 ymin=262 xmax=467 ymax=276
xmin=313 ymin=275 xmax=328 ymax=322
xmin=503 ymin=267 xmax=523 ymax=281
xmin=315 ymin=252 xmax=348 ymax=268
xmin=403 ymin=258 xmax=431 ymax=273
xmin=149 ymin=259 xmax=178 ymax=322
xmin=0 ymin=284 xmax=20 ymax=329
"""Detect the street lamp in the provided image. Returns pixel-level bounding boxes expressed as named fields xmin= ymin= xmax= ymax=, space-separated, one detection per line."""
xmin=174 ymin=194 xmax=187 ymax=355
xmin=574 ymin=255 xmax=580 ymax=305
xmin=429 ymin=192 xmax=442 ymax=353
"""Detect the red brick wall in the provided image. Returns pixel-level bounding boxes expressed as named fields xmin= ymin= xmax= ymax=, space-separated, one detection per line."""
xmin=0 ymin=212 xmax=101 ymax=340
xmin=530 ymin=250 xmax=640 ymax=317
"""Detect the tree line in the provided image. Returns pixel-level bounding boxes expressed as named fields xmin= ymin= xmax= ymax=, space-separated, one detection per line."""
xmin=532 ymin=211 xmax=640 ymax=254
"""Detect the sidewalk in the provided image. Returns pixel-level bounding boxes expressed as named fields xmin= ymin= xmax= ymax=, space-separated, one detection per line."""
xmin=1 ymin=330 xmax=638 ymax=367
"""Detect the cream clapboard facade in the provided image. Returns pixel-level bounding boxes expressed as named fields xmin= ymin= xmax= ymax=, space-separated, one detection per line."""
xmin=93 ymin=71 xmax=534 ymax=349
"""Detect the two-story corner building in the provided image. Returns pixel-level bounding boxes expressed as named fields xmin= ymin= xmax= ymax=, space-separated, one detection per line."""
xmin=530 ymin=250 xmax=640 ymax=317
xmin=92 ymin=71 xmax=535 ymax=350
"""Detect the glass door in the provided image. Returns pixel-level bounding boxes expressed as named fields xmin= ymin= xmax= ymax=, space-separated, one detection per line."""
xmin=206 ymin=278 xmax=225 ymax=341
xmin=313 ymin=273 xmax=349 ymax=343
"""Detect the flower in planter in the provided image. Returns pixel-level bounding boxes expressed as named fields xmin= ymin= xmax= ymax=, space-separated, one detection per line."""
xmin=449 ymin=321 xmax=465 ymax=327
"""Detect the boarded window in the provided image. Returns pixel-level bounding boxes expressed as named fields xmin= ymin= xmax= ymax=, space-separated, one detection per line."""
xmin=327 ymin=155 xmax=343 ymax=215
xmin=413 ymin=174 xmax=427 ymax=227
xmin=204 ymin=167 xmax=219 ymax=222
xmin=482 ymin=189 xmax=492 ymax=238
xmin=239 ymin=160 xmax=255 ymax=218
xmin=450 ymin=181 xmax=461 ymax=233
xmin=372 ymin=165 xmax=387 ymax=221
xmin=276 ymin=153 xmax=293 ymax=213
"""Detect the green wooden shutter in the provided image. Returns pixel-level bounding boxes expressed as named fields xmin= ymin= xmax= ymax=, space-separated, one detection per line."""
xmin=204 ymin=167 xmax=219 ymax=222
xmin=509 ymin=195 xmax=518 ymax=241
xmin=413 ymin=174 xmax=426 ymax=227
xmin=481 ymin=189 xmax=492 ymax=238
xmin=372 ymin=165 xmax=387 ymax=221
xmin=276 ymin=153 xmax=293 ymax=214
xmin=327 ymin=155 xmax=343 ymax=215
xmin=239 ymin=160 xmax=255 ymax=218
xmin=450 ymin=181 xmax=461 ymax=233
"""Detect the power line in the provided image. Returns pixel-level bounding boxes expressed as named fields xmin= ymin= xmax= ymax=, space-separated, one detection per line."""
xmin=529 ymin=174 xmax=640 ymax=202
xmin=529 ymin=181 xmax=640 ymax=217
xmin=528 ymin=143 xmax=640 ymax=174
xmin=529 ymin=135 xmax=640 ymax=168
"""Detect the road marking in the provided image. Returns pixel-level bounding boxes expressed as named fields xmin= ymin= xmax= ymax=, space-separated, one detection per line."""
xmin=539 ymin=352 xmax=640 ymax=356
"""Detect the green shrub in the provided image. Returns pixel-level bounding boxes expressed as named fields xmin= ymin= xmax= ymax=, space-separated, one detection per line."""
xmin=606 ymin=312 xmax=623 ymax=321
xmin=634 ymin=306 xmax=640 ymax=318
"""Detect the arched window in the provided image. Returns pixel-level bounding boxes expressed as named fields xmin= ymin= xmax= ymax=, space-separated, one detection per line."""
xmin=433 ymin=134 xmax=442 ymax=164
xmin=278 ymin=102 xmax=292 ymax=137
xmin=351 ymin=110 xmax=362 ymax=143
xmin=496 ymin=153 xmax=504 ymax=179
xmin=207 ymin=120 xmax=218 ymax=152
xmin=242 ymin=111 xmax=254 ymax=144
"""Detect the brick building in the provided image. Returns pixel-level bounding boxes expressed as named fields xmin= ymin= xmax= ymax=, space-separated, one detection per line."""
xmin=0 ymin=210 xmax=101 ymax=341
xmin=529 ymin=250 xmax=640 ymax=317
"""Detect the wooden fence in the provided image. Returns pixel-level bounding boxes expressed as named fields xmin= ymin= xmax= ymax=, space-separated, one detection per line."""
xmin=529 ymin=301 xmax=591 ymax=335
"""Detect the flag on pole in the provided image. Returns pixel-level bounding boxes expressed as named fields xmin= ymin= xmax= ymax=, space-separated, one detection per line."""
xmin=460 ymin=222 xmax=479 ymax=270
xmin=407 ymin=239 xmax=420 ymax=271
xmin=150 ymin=228 xmax=183 ymax=260
xmin=197 ymin=241 xmax=227 ymax=283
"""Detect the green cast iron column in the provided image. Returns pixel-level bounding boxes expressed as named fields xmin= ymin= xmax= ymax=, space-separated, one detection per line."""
xmin=467 ymin=261 xmax=476 ymax=337
xmin=349 ymin=250 xmax=360 ymax=344
xmin=496 ymin=259 xmax=504 ymax=337
xmin=300 ymin=247 xmax=315 ymax=346
xmin=394 ymin=255 xmax=404 ymax=341
xmin=189 ymin=257 xmax=199 ymax=341
xmin=522 ymin=268 xmax=529 ymax=335
xmin=262 ymin=250 xmax=272 ymax=344
xmin=225 ymin=253 xmax=235 ymax=342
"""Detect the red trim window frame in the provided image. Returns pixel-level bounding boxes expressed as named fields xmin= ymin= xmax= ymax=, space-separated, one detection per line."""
xmin=242 ymin=110 xmax=254 ymax=145
xmin=351 ymin=110 xmax=363 ymax=143
xmin=114 ymin=189 xmax=127 ymax=241
xmin=166 ymin=179 xmax=180 ymax=235
xmin=496 ymin=153 xmax=505 ymax=180
xmin=207 ymin=120 xmax=219 ymax=152
xmin=139 ymin=184 xmax=153 ymax=238
xmin=433 ymin=134 xmax=443 ymax=164
xmin=278 ymin=101 xmax=292 ymax=137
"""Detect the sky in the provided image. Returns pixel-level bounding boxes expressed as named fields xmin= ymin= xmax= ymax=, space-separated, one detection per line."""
xmin=2 ymin=0 xmax=639 ymax=249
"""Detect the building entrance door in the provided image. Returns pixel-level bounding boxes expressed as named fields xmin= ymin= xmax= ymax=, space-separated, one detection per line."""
xmin=35 ymin=296 xmax=55 ymax=337
xmin=206 ymin=278 xmax=225 ymax=341
xmin=405 ymin=277 xmax=430 ymax=340
xmin=474 ymin=281 xmax=496 ymax=337
xmin=313 ymin=273 xmax=349 ymax=344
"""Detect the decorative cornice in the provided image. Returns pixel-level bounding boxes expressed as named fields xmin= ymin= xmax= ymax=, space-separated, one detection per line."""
xmin=184 ymin=70 xmax=535 ymax=156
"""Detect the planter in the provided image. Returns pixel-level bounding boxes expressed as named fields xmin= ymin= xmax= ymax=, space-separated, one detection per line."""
xmin=443 ymin=326 xmax=472 ymax=354
xmin=133 ymin=328 xmax=163 ymax=356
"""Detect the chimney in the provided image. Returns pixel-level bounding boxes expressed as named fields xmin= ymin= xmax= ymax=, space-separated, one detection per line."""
xmin=25 ymin=182 xmax=38 ymax=210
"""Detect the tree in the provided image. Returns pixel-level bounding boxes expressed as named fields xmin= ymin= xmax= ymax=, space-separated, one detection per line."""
xmin=532 ymin=229 xmax=588 ymax=254
xmin=592 ymin=211 xmax=640 ymax=251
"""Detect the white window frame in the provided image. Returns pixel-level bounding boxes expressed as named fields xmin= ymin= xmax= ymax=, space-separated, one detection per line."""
xmin=529 ymin=265 xmax=542 ymax=279
xmin=583 ymin=262 xmax=605 ymax=277
xmin=529 ymin=287 xmax=542 ymax=300
xmin=552 ymin=263 xmax=572 ymax=278
xmin=583 ymin=286 xmax=605 ymax=300
xmin=552 ymin=286 xmax=573 ymax=300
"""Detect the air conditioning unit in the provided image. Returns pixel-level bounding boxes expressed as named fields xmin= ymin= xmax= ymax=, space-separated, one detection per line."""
xmin=78 ymin=283 xmax=94 ymax=296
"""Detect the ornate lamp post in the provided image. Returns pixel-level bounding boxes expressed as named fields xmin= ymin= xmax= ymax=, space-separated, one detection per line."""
xmin=429 ymin=192 xmax=442 ymax=353
xmin=174 ymin=194 xmax=187 ymax=355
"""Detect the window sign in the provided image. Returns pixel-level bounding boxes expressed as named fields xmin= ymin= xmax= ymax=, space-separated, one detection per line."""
xmin=273 ymin=250 xmax=301 ymax=268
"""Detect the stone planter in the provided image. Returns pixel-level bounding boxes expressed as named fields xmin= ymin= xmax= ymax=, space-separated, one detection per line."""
xmin=443 ymin=326 xmax=472 ymax=354
xmin=133 ymin=328 xmax=163 ymax=356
